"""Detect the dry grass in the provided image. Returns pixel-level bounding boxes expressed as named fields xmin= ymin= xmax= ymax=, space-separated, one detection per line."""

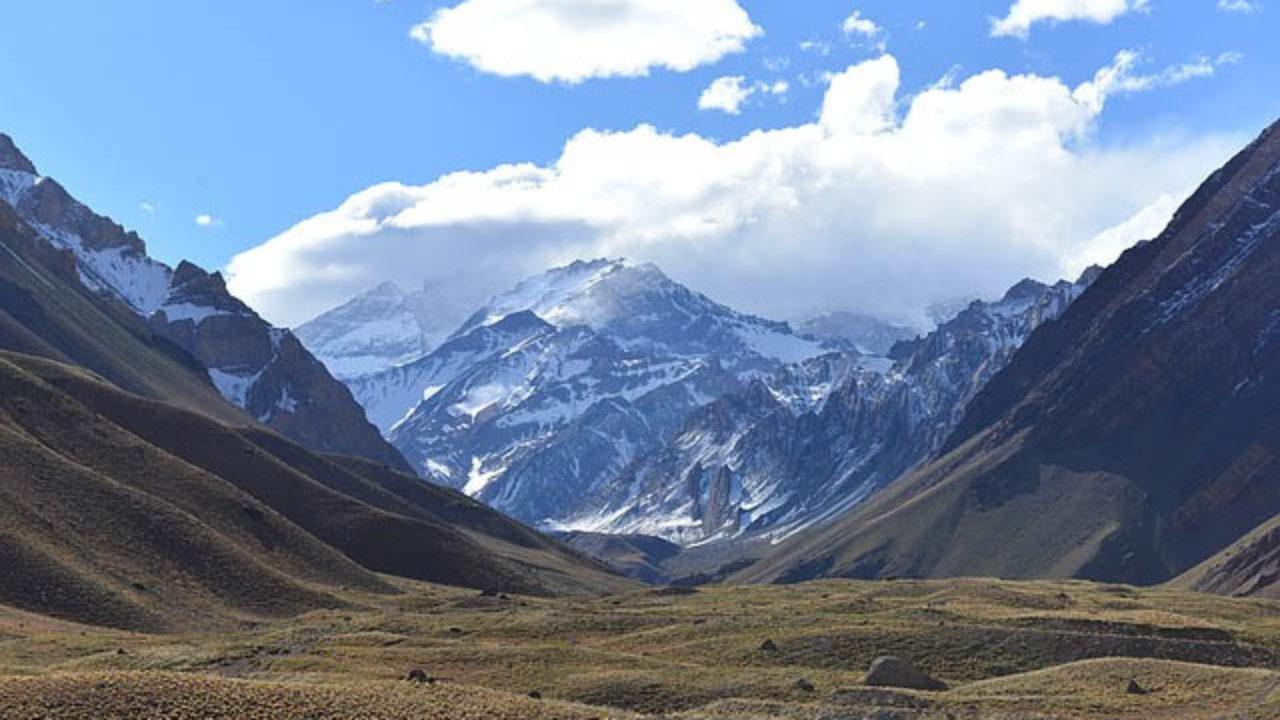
xmin=0 ymin=672 xmax=631 ymax=719
xmin=0 ymin=577 xmax=1278 ymax=719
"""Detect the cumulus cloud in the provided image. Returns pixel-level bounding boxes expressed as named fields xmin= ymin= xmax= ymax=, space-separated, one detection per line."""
xmin=698 ymin=76 xmax=789 ymax=114
xmin=841 ymin=10 xmax=880 ymax=37
xmin=699 ymin=76 xmax=752 ymax=115
xmin=227 ymin=53 xmax=1238 ymax=328
xmin=992 ymin=0 xmax=1150 ymax=38
xmin=195 ymin=213 xmax=221 ymax=227
xmin=411 ymin=0 xmax=762 ymax=83
xmin=1218 ymin=0 xmax=1261 ymax=12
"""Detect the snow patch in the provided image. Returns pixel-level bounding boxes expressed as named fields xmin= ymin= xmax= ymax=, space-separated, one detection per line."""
xmin=208 ymin=368 xmax=263 ymax=408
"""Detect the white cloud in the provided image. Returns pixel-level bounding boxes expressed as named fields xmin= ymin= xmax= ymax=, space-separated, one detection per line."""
xmin=1075 ymin=50 xmax=1242 ymax=103
xmin=410 ymin=0 xmax=761 ymax=83
xmin=841 ymin=10 xmax=880 ymax=37
xmin=227 ymin=54 xmax=1238 ymax=328
xmin=799 ymin=40 xmax=832 ymax=56
xmin=140 ymin=201 xmax=156 ymax=214
xmin=699 ymin=76 xmax=753 ymax=115
xmin=195 ymin=214 xmax=221 ymax=227
xmin=818 ymin=55 xmax=898 ymax=135
xmin=764 ymin=80 xmax=789 ymax=96
xmin=1218 ymin=0 xmax=1262 ymax=12
xmin=991 ymin=0 xmax=1150 ymax=38
xmin=762 ymin=55 xmax=790 ymax=72
xmin=1071 ymin=192 xmax=1182 ymax=273
xmin=699 ymin=76 xmax=789 ymax=115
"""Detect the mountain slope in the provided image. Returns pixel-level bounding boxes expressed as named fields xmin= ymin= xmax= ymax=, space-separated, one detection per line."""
xmin=0 ymin=352 xmax=388 ymax=632
xmin=25 ymin=351 xmax=627 ymax=598
xmin=0 ymin=133 xmax=407 ymax=470
xmin=740 ymin=118 xmax=1280 ymax=588
xmin=0 ymin=195 xmax=242 ymax=424
xmin=0 ymin=348 xmax=627 ymax=632
xmin=1171 ymin=511 xmax=1280 ymax=599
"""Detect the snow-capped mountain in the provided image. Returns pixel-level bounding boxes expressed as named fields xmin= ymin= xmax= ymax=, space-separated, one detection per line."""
xmin=562 ymin=269 xmax=1100 ymax=546
xmin=0 ymin=133 xmax=407 ymax=470
xmin=347 ymin=258 xmax=833 ymax=525
xmin=453 ymin=259 xmax=830 ymax=371
xmin=295 ymin=281 xmax=468 ymax=380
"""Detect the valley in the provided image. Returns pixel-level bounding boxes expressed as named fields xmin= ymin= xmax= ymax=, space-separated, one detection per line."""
xmin=0 ymin=579 xmax=1277 ymax=719
xmin=1 ymin=2 xmax=1279 ymax=715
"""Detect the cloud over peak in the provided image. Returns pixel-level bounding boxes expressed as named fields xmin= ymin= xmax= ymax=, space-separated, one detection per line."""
xmin=227 ymin=53 xmax=1236 ymax=329
xmin=412 ymin=0 xmax=761 ymax=83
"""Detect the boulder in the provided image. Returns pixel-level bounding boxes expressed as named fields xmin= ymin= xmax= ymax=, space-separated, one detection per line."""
xmin=405 ymin=668 xmax=434 ymax=684
xmin=864 ymin=656 xmax=947 ymax=691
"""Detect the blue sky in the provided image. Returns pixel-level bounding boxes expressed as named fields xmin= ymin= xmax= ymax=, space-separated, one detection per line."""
xmin=1 ymin=1 xmax=1277 ymax=326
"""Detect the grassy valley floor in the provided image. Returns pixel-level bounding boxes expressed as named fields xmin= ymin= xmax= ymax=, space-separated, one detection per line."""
xmin=0 ymin=578 xmax=1278 ymax=719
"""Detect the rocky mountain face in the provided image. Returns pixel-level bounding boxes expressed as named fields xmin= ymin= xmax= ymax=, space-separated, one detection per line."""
xmin=350 ymin=258 xmax=832 ymax=526
xmin=797 ymin=311 xmax=918 ymax=356
xmin=0 ymin=133 xmax=408 ymax=471
xmin=295 ymin=280 xmax=467 ymax=380
xmin=740 ymin=119 xmax=1280 ymax=592
xmin=563 ymin=271 xmax=1097 ymax=546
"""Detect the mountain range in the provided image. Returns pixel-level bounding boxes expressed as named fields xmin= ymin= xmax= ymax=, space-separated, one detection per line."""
xmin=299 ymin=249 xmax=1101 ymax=584
xmin=739 ymin=118 xmax=1280 ymax=597
xmin=6 ymin=115 xmax=1280 ymax=609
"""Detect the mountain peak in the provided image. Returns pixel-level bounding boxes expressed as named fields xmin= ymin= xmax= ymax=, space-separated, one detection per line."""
xmin=1000 ymin=278 xmax=1049 ymax=303
xmin=0 ymin=134 xmax=37 ymax=175
xmin=172 ymin=259 xmax=208 ymax=285
xmin=294 ymin=277 xmax=471 ymax=380
xmin=364 ymin=280 xmax=407 ymax=299
xmin=1075 ymin=264 xmax=1105 ymax=286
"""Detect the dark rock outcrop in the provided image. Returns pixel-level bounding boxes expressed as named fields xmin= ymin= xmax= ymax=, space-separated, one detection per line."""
xmin=864 ymin=656 xmax=947 ymax=692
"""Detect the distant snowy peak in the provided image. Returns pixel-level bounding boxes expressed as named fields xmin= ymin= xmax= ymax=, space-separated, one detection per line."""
xmin=457 ymin=258 xmax=829 ymax=370
xmin=296 ymin=280 xmax=468 ymax=380
xmin=350 ymin=310 xmax=556 ymax=434
xmin=457 ymin=258 xmax=626 ymax=334
xmin=797 ymin=311 xmax=919 ymax=356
